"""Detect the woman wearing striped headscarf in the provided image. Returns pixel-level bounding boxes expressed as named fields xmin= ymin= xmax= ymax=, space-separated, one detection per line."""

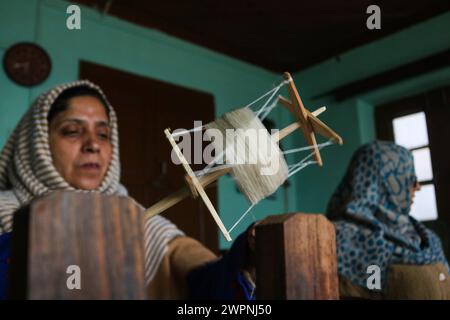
xmin=0 ymin=80 xmax=255 ymax=299
xmin=327 ymin=141 xmax=450 ymax=299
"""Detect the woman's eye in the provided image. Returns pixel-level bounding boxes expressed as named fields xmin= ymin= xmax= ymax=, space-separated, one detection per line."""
xmin=62 ymin=128 xmax=80 ymax=136
xmin=98 ymin=132 xmax=110 ymax=140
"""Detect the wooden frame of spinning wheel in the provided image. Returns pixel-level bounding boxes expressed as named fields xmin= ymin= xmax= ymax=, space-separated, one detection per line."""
xmin=145 ymin=73 xmax=344 ymax=241
xmin=278 ymin=72 xmax=343 ymax=166
xmin=164 ymin=128 xmax=232 ymax=241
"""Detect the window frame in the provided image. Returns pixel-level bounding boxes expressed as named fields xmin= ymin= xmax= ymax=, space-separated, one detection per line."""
xmin=375 ymin=85 xmax=450 ymax=260
xmin=391 ymin=112 xmax=437 ymax=221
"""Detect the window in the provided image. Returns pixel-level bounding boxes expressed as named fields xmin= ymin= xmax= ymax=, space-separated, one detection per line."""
xmin=376 ymin=86 xmax=450 ymax=259
xmin=392 ymin=112 xmax=437 ymax=221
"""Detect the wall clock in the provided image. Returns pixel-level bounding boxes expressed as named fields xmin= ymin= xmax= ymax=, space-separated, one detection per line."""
xmin=3 ymin=42 xmax=51 ymax=87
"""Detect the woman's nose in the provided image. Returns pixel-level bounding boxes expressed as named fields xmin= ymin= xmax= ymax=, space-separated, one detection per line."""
xmin=416 ymin=181 xmax=422 ymax=191
xmin=82 ymin=134 xmax=100 ymax=153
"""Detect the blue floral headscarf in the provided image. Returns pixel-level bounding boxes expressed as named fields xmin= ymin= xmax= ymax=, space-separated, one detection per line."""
xmin=327 ymin=140 xmax=449 ymax=289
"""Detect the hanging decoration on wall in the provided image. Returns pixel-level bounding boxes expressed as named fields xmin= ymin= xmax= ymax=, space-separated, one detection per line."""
xmin=3 ymin=42 xmax=51 ymax=87
xmin=145 ymin=72 xmax=344 ymax=241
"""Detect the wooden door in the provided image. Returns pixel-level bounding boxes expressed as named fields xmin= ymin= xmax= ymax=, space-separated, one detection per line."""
xmin=79 ymin=61 xmax=219 ymax=253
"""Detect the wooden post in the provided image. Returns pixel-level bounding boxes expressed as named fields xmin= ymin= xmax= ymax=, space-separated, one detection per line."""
xmin=9 ymin=191 xmax=147 ymax=299
xmin=255 ymin=213 xmax=339 ymax=299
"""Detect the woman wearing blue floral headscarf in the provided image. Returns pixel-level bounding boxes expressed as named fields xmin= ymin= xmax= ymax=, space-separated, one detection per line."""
xmin=327 ymin=141 xmax=449 ymax=299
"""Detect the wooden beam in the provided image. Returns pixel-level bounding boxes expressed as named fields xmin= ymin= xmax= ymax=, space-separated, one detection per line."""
xmin=283 ymin=72 xmax=323 ymax=166
xmin=306 ymin=109 xmax=343 ymax=144
xmin=144 ymin=168 xmax=227 ymax=219
xmin=278 ymin=99 xmax=342 ymax=143
xmin=165 ymin=129 xmax=232 ymax=241
xmin=277 ymin=105 xmax=327 ymax=141
xmin=312 ymin=48 xmax=450 ymax=102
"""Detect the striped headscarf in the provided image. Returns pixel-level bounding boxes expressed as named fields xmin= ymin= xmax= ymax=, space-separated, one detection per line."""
xmin=327 ymin=141 xmax=448 ymax=289
xmin=0 ymin=80 xmax=183 ymax=284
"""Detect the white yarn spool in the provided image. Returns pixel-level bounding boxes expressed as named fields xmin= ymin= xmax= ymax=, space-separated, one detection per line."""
xmin=205 ymin=107 xmax=288 ymax=204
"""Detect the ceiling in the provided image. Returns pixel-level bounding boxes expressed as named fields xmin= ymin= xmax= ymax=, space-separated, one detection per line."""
xmin=73 ymin=0 xmax=450 ymax=73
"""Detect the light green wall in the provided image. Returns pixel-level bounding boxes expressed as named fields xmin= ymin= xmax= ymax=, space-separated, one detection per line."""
xmin=0 ymin=0 xmax=295 ymax=249
xmin=1 ymin=0 xmax=449 ymax=248
xmin=290 ymin=11 xmax=450 ymax=215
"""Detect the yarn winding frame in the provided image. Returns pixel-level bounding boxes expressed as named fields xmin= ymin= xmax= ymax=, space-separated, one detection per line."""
xmin=145 ymin=72 xmax=344 ymax=241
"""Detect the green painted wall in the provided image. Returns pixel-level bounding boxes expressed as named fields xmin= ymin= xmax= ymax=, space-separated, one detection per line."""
xmin=0 ymin=0 xmax=295 ymax=248
xmin=1 ymin=0 xmax=449 ymax=249
xmin=290 ymin=11 xmax=450 ymax=215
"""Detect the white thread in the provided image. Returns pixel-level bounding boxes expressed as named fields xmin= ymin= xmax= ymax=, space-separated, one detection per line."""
xmin=286 ymin=140 xmax=332 ymax=178
xmin=206 ymin=107 xmax=289 ymax=204
xmin=283 ymin=140 xmax=333 ymax=155
xmin=194 ymin=163 xmax=234 ymax=177
xmin=259 ymin=98 xmax=279 ymax=121
xmin=245 ymin=80 xmax=288 ymax=110
xmin=245 ymin=87 xmax=278 ymax=109
xmin=287 ymin=160 xmax=317 ymax=178
xmin=254 ymin=81 xmax=287 ymax=118
xmin=229 ymin=203 xmax=256 ymax=233
xmin=255 ymin=89 xmax=279 ymax=118
xmin=194 ymin=148 xmax=226 ymax=177
xmin=228 ymin=140 xmax=333 ymax=234
xmin=171 ymin=125 xmax=205 ymax=138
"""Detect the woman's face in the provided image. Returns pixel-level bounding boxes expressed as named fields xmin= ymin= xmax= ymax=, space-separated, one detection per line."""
xmin=49 ymin=95 xmax=112 ymax=190
xmin=410 ymin=179 xmax=421 ymax=205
